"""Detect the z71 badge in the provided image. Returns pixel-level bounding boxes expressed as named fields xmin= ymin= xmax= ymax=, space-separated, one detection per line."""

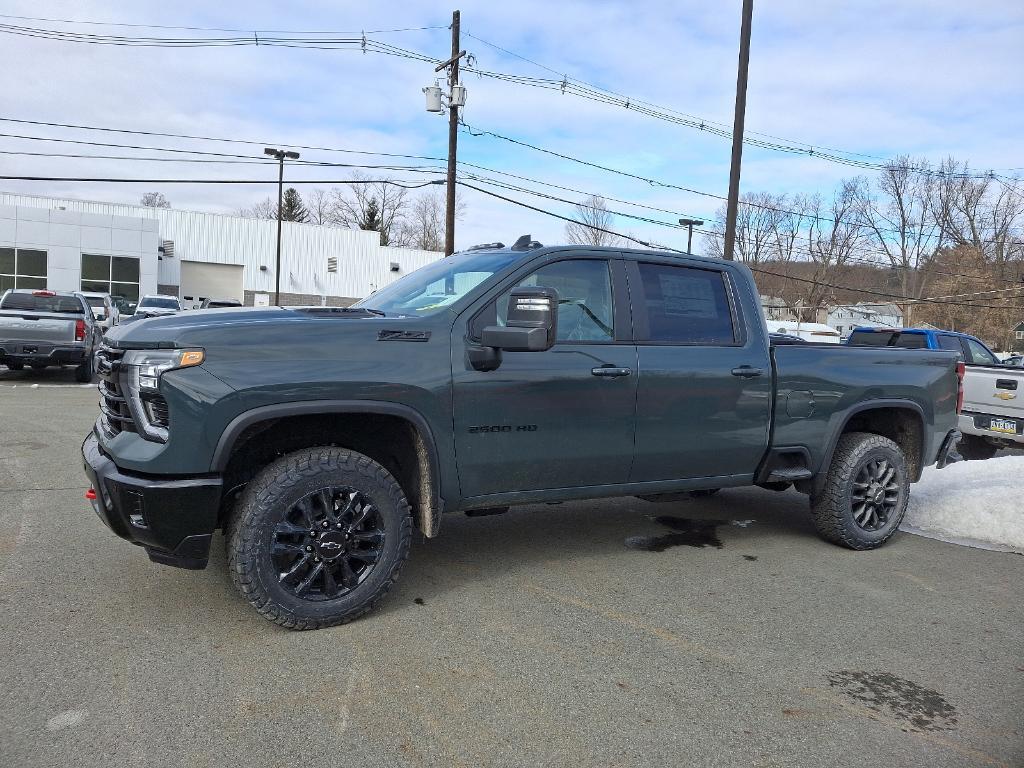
xmin=468 ymin=425 xmax=538 ymax=434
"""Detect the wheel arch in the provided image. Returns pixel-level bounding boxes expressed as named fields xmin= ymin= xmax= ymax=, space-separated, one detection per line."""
xmin=213 ymin=400 xmax=443 ymax=537
xmin=819 ymin=400 xmax=926 ymax=484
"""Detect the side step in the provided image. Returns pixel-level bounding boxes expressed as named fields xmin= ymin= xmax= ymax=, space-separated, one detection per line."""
xmin=764 ymin=467 xmax=813 ymax=483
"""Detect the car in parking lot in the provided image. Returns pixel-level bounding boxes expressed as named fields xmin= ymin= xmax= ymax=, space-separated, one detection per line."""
xmin=199 ymin=297 xmax=243 ymax=309
xmin=79 ymin=291 xmax=121 ymax=332
xmin=121 ymin=294 xmax=182 ymax=323
xmin=0 ymin=289 xmax=100 ymax=381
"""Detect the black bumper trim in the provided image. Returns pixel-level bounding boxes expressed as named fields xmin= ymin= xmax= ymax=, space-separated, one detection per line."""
xmin=82 ymin=432 xmax=222 ymax=569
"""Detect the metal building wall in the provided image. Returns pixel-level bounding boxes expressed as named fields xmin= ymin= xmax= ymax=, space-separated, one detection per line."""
xmin=0 ymin=192 xmax=443 ymax=300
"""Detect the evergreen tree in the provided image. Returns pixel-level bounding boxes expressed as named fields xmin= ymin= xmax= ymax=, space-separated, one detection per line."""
xmin=359 ymin=196 xmax=385 ymax=243
xmin=279 ymin=187 xmax=308 ymax=222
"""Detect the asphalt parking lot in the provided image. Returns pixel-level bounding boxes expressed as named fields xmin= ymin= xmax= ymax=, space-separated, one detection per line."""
xmin=2 ymin=368 xmax=1022 ymax=768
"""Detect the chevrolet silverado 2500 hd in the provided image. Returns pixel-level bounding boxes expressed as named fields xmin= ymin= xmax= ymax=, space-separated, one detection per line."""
xmin=83 ymin=244 xmax=963 ymax=629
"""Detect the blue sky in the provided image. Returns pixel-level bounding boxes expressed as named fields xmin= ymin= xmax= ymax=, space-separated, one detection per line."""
xmin=1 ymin=0 xmax=1022 ymax=252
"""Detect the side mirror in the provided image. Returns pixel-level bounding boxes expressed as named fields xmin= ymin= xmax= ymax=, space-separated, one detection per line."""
xmin=481 ymin=287 xmax=558 ymax=352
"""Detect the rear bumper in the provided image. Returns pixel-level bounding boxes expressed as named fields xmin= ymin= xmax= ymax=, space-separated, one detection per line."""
xmin=1 ymin=339 xmax=88 ymax=365
xmin=81 ymin=431 xmax=222 ymax=569
xmin=958 ymin=411 xmax=1024 ymax=445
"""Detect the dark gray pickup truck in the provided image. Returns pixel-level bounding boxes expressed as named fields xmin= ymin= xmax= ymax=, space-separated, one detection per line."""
xmin=1 ymin=289 xmax=100 ymax=381
xmin=82 ymin=243 xmax=963 ymax=629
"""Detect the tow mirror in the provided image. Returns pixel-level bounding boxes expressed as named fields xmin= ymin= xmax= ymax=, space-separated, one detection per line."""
xmin=481 ymin=287 xmax=558 ymax=352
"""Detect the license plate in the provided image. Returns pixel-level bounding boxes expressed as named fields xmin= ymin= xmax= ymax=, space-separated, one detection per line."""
xmin=990 ymin=418 xmax=1018 ymax=434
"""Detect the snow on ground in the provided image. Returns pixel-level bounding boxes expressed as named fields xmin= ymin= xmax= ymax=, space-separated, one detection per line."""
xmin=901 ymin=455 xmax=1024 ymax=553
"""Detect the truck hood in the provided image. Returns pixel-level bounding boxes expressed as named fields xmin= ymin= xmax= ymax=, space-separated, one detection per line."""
xmin=103 ymin=306 xmax=430 ymax=349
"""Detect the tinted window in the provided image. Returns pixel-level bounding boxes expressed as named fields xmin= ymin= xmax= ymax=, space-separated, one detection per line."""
xmin=497 ymin=260 xmax=614 ymax=342
xmin=848 ymin=330 xmax=928 ymax=348
xmin=0 ymin=293 xmax=84 ymax=313
xmin=964 ymin=338 xmax=998 ymax=365
xmin=139 ymin=297 xmax=179 ymax=309
xmin=636 ymin=263 xmax=735 ymax=344
xmin=937 ymin=335 xmax=964 ymax=357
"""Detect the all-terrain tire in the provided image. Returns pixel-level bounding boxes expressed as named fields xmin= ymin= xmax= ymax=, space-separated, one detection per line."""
xmin=226 ymin=446 xmax=412 ymax=630
xmin=74 ymin=356 xmax=93 ymax=382
xmin=810 ymin=432 xmax=909 ymax=550
xmin=957 ymin=435 xmax=998 ymax=461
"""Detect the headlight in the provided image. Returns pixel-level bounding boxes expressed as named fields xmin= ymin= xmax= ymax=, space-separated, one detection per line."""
xmin=122 ymin=349 xmax=204 ymax=442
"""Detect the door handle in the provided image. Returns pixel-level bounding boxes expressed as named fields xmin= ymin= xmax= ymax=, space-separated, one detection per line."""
xmin=731 ymin=366 xmax=764 ymax=378
xmin=996 ymin=379 xmax=1017 ymax=390
xmin=591 ymin=366 xmax=632 ymax=378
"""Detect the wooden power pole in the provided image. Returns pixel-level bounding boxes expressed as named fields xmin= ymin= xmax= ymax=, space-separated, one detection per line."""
xmin=723 ymin=0 xmax=754 ymax=261
xmin=443 ymin=10 xmax=461 ymax=256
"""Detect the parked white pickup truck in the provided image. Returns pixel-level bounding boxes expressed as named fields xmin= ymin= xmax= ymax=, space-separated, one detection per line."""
xmin=958 ymin=364 xmax=1024 ymax=458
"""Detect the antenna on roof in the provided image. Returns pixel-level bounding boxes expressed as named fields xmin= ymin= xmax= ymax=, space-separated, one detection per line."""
xmin=511 ymin=234 xmax=543 ymax=251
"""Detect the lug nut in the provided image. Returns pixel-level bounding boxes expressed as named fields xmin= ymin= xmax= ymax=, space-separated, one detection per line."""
xmin=305 ymin=546 xmax=313 ymax=552
xmin=335 ymin=523 xmax=343 ymax=529
xmin=313 ymin=556 xmax=320 ymax=562
xmin=322 ymin=521 xmax=329 ymax=528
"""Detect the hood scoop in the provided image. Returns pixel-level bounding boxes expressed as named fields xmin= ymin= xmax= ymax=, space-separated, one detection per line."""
xmin=378 ymin=329 xmax=431 ymax=342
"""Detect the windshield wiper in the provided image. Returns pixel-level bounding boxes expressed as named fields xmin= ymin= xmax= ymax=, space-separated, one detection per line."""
xmin=298 ymin=306 xmax=386 ymax=317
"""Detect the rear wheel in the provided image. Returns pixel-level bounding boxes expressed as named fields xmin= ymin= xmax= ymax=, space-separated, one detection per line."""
xmin=74 ymin=356 xmax=93 ymax=383
xmin=227 ymin=447 xmax=412 ymax=630
xmin=4 ymin=361 xmax=24 ymax=371
xmin=957 ymin=435 xmax=998 ymax=461
xmin=810 ymin=432 xmax=909 ymax=550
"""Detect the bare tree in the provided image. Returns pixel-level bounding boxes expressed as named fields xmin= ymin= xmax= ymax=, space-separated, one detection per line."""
xmin=234 ymin=197 xmax=276 ymax=219
xmin=329 ymin=172 xmax=410 ymax=246
xmin=800 ymin=180 xmax=867 ymax=317
xmin=140 ymin=192 xmax=170 ymax=208
xmin=395 ymin=190 xmax=466 ymax=251
xmin=704 ymin=191 xmax=807 ymax=265
xmin=305 ymin=188 xmax=334 ymax=225
xmin=564 ymin=196 xmax=621 ymax=246
xmin=855 ymin=156 xmax=940 ymax=324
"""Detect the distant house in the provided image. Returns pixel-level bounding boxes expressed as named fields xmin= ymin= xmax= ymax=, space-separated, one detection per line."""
xmin=826 ymin=302 xmax=904 ymax=335
xmin=1012 ymin=321 xmax=1024 ymax=353
xmin=760 ymin=295 xmax=797 ymax=321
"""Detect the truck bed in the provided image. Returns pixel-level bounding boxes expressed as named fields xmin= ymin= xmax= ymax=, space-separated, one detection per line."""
xmin=960 ymin=364 xmax=1024 ymax=444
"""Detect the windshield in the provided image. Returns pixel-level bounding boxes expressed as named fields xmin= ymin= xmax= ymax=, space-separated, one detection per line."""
xmin=139 ymin=297 xmax=179 ymax=309
xmin=354 ymin=250 xmax=522 ymax=317
xmin=85 ymin=297 xmax=106 ymax=308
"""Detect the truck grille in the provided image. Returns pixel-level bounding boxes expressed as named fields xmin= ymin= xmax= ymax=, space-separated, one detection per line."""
xmin=96 ymin=346 xmax=135 ymax=437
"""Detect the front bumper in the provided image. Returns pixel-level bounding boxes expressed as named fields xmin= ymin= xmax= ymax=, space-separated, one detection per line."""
xmin=1 ymin=340 xmax=88 ymax=366
xmin=82 ymin=431 xmax=222 ymax=569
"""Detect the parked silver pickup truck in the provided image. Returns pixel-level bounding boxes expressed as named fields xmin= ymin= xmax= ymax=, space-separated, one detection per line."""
xmin=958 ymin=363 xmax=1024 ymax=458
xmin=0 ymin=289 xmax=101 ymax=381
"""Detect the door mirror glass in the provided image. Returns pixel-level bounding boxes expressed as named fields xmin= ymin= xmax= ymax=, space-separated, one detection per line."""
xmin=481 ymin=287 xmax=558 ymax=351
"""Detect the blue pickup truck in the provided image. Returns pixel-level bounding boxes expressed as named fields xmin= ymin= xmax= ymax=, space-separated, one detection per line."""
xmin=846 ymin=327 xmax=1000 ymax=366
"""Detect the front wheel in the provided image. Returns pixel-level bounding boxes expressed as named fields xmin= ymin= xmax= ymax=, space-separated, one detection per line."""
xmin=227 ymin=447 xmax=412 ymax=630
xmin=810 ymin=432 xmax=909 ymax=550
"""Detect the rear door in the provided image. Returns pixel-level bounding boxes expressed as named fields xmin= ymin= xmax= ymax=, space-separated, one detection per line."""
xmin=452 ymin=255 xmax=637 ymax=499
xmin=626 ymin=259 xmax=772 ymax=483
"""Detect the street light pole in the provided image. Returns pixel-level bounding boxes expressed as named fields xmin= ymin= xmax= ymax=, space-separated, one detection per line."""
xmin=723 ymin=0 xmax=754 ymax=261
xmin=678 ymin=218 xmax=704 ymax=254
xmin=264 ymin=147 xmax=300 ymax=305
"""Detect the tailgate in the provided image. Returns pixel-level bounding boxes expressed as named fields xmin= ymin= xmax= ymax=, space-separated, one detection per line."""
xmin=962 ymin=366 xmax=1024 ymax=420
xmin=0 ymin=312 xmax=78 ymax=343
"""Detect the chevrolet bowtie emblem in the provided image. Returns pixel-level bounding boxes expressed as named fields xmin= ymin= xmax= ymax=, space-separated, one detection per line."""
xmin=995 ymin=391 xmax=1017 ymax=400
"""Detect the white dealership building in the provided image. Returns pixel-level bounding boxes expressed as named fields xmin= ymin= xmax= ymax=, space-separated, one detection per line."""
xmin=0 ymin=192 xmax=441 ymax=307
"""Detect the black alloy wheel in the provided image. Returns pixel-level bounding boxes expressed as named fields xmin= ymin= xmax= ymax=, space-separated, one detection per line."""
xmin=850 ymin=457 xmax=900 ymax=531
xmin=272 ymin=487 xmax=386 ymax=601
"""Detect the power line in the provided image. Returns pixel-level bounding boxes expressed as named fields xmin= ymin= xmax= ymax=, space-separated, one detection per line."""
xmin=456 ymin=180 xmax=1024 ymax=310
xmin=0 ymin=175 xmax=443 ymax=187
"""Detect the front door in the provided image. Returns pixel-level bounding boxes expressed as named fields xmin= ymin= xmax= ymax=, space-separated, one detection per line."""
xmin=452 ymin=256 xmax=637 ymax=500
xmin=626 ymin=259 xmax=772 ymax=483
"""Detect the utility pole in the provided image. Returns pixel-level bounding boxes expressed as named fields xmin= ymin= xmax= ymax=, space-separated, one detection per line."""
xmin=678 ymin=218 xmax=704 ymax=254
xmin=722 ymin=0 xmax=754 ymax=261
xmin=264 ymin=147 xmax=300 ymax=304
xmin=439 ymin=10 xmax=462 ymax=256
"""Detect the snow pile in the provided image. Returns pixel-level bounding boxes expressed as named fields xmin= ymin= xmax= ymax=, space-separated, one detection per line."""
xmin=901 ymin=455 xmax=1024 ymax=553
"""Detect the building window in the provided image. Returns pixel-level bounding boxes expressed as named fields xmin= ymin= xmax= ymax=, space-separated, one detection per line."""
xmin=81 ymin=253 xmax=140 ymax=302
xmin=1016 ymin=330 xmax=1024 ymax=340
xmin=0 ymin=247 xmax=47 ymax=291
